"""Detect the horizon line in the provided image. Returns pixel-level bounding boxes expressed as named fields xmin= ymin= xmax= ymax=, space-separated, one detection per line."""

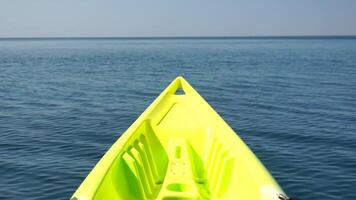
xmin=1 ymin=35 xmax=356 ymax=40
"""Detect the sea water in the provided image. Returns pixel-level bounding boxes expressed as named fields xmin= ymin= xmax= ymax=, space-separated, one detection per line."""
xmin=0 ymin=37 xmax=355 ymax=199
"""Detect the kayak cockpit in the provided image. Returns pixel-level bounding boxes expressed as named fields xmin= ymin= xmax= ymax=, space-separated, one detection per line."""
xmin=93 ymin=120 xmax=235 ymax=200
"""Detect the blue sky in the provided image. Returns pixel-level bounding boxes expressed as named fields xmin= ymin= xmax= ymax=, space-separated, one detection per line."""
xmin=0 ymin=0 xmax=356 ymax=37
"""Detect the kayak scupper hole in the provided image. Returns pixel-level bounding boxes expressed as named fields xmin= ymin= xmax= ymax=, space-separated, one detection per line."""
xmin=167 ymin=183 xmax=190 ymax=192
xmin=162 ymin=197 xmax=193 ymax=200
xmin=162 ymin=198 xmax=193 ymax=200
xmin=174 ymin=88 xmax=185 ymax=95
xmin=175 ymin=146 xmax=182 ymax=159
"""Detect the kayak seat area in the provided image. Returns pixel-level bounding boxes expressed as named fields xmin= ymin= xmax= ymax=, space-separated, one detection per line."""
xmin=156 ymin=138 xmax=209 ymax=200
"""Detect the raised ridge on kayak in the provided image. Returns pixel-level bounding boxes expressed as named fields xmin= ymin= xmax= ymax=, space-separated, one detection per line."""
xmin=71 ymin=76 xmax=287 ymax=200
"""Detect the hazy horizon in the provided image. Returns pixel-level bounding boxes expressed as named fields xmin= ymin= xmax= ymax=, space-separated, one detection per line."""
xmin=1 ymin=35 xmax=356 ymax=39
xmin=1 ymin=0 xmax=356 ymax=38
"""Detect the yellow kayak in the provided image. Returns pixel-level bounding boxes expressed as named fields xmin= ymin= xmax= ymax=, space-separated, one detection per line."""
xmin=71 ymin=76 xmax=288 ymax=200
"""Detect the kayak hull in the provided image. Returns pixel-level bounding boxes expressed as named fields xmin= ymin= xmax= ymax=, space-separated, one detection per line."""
xmin=71 ymin=77 xmax=285 ymax=200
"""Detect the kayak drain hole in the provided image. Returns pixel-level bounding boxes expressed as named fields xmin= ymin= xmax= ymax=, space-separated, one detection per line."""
xmin=175 ymin=88 xmax=185 ymax=95
xmin=175 ymin=146 xmax=182 ymax=159
xmin=167 ymin=183 xmax=189 ymax=192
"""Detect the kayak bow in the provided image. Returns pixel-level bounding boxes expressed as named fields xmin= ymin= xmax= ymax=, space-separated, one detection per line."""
xmin=71 ymin=76 xmax=286 ymax=200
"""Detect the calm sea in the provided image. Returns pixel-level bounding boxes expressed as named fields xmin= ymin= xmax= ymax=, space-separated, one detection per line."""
xmin=0 ymin=38 xmax=355 ymax=199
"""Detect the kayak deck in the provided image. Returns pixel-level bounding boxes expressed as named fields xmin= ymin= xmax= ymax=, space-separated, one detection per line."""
xmin=72 ymin=77 xmax=285 ymax=200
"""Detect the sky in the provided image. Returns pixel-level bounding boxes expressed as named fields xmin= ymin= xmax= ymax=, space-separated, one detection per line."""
xmin=0 ymin=0 xmax=356 ymax=37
